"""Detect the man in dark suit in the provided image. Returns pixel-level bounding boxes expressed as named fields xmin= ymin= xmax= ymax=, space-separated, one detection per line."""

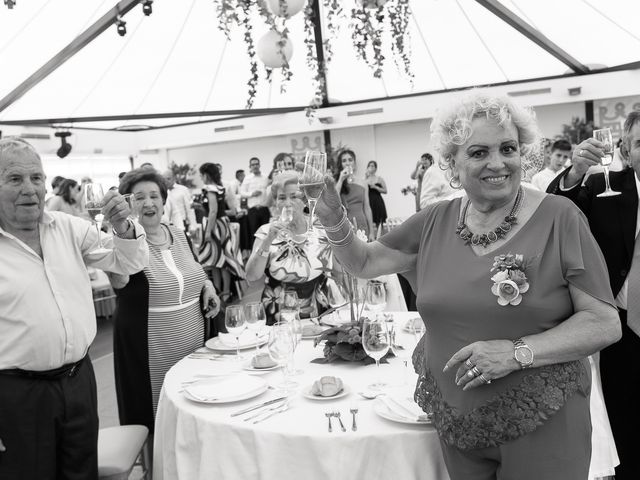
xmin=547 ymin=111 xmax=640 ymax=479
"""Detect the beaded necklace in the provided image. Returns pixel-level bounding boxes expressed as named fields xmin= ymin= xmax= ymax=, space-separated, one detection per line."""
xmin=456 ymin=186 xmax=524 ymax=248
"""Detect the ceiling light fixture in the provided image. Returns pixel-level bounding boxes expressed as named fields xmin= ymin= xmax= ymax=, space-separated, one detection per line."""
xmin=115 ymin=15 xmax=127 ymax=36
xmin=54 ymin=131 xmax=72 ymax=158
xmin=4 ymin=0 xmax=16 ymax=9
xmin=142 ymin=0 xmax=153 ymax=16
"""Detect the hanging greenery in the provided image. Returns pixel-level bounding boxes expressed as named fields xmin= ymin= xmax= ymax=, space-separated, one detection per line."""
xmin=168 ymin=161 xmax=197 ymax=189
xmin=212 ymin=0 xmax=413 ymax=114
xmin=562 ymin=117 xmax=599 ymax=145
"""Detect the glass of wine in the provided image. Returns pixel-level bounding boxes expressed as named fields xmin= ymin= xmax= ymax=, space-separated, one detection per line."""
xmin=277 ymin=204 xmax=294 ymax=241
xmin=299 ymin=151 xmax=327 ymax=236
xmin=365 ymin=280 xmax=387 ymax=316
xmin=593 ymin=128 xmax=621 ymax=197
xmin=244 ymin=302 xmax=267 ymax=358
xmin=268 ymin=321 xmax=298 ymax=394
xmin=362 ymin=316 xmax=390 ymax=390
xmin=84 ymin=183 xmax=110 ymax=254
xmin=224 ymin=305 xmax=246 ymax=361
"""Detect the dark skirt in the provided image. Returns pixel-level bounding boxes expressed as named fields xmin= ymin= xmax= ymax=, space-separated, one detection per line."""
xmin=368 ymin=185 xmax=387 ymax=225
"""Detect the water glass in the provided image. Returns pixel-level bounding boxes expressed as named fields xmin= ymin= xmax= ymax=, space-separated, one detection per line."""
xmin=362 ymin=316 xmax=390 ymax=390
xmin=365 ymin=280 xmax=387 ymax=315
xmin=244 ymin=302 xmax=267 ymax=357
xmin=268 ymin=322 xmax=298 ymax=394
xmin=224 ymin=305 xmax=246 ymax=361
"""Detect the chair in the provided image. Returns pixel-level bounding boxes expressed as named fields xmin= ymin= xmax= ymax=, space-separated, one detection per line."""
xmin=98 ymin=425 xmax=150 ymax=480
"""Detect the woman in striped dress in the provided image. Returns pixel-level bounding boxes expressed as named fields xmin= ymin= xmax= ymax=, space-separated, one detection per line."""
xmin=112 ymin=168 xmax=220 ymax=432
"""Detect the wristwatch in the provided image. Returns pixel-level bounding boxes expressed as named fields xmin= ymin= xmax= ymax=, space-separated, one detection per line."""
xmin=513 ymin=338 xmax=534 ymax=369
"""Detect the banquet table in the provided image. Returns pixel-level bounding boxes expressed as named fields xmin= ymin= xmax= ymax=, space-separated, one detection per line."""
xmin=153 ymin=311 xmax=449 ymax=480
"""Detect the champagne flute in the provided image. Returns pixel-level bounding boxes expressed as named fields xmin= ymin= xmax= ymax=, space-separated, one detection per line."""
xmin=268 ymin=321 xmax=298 ymax=394
xmin=244 ymin=302 xmax=267 ymax=358
xmin=280 ymin=290 xmax=303 ymax=374
xmin=362 ymin=316 xmax=390 ymax=390
xmin=84 ymin=183 xmax=110 ymax=254
xmin=365 ymin=280 xmax=387 ymax=316
xmin=593 ymin=128 xmax=621 ymax=197
xmin=299 ymin=151 xmax=327 ymax=236
xmin=224 ymin=305 xmax=246 ymax=361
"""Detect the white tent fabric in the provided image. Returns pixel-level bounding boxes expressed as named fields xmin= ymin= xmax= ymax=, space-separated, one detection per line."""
xmin=0 ymin=0 xmax=638 ymax=129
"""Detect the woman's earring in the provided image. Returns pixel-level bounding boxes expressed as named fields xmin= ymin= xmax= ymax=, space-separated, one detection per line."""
xmin=449 ymin=174 xmax=462 ymax=190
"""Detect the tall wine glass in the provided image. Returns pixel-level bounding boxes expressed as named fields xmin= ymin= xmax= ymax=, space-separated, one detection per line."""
xmin=280 ymin=290 xmax=303 ymax=374
xmin=84 ymin=183 xmax=110 ymax=253
xmin=365 ymin=280 xmax=387 ymax=316
xmin=594 ymin=128 xmax=621 ymax=197
xmin=122 ymin=193 xmax=139 ymax=222
xmin=299 ymin=151 xmax=327 ymax=236
xmin=224 ymin=305 xmax=246 ymax=361
xmin=362 ymin=316 xmax=390 ymax=390
xmin=390 ymin=325 xmax=415 ymax=389
xmin=244 ymin=302 xmax=267 ymax=358
xmin=268 ymin=321 xmax=298 ymax=394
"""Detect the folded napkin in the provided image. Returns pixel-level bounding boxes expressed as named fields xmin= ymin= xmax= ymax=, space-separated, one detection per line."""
xmin=185 ymin=375 xmax=261 ymax=401
xmin=380 ymin=396 xmax=431 ymax=423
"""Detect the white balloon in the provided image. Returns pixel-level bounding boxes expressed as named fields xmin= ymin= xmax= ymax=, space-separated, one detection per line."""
xmin=256 ymin=30 xmax=294 ymax=68
xmin=265 ymin=0 xmax=306 ymax=18
xmin=357 ymin=0 xmax=388 ymax=8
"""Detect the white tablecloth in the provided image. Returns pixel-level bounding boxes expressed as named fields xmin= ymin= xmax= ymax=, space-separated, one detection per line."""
xmin=154 ymin=312 xmax=448 ymax=480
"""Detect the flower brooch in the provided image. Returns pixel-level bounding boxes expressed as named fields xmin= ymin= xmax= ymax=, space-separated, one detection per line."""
xmin=490 ymin=253 xmax=529 ymax=306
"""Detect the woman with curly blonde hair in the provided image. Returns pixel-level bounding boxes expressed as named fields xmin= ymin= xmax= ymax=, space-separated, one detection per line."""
xmin=305 ymin=90 xmax=620 ymax=480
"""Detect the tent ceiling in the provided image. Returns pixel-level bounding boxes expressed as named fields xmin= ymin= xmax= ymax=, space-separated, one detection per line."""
xmin=0 ymin=0 xmax=638 ymax=130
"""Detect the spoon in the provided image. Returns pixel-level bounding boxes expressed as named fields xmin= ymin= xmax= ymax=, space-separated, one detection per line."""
xmin=357 ymin=390 xmax=384 ymax=400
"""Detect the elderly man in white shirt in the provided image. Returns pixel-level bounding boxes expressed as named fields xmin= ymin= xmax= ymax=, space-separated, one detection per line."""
xmin=531 ymin=139 xmax=572 ymax=191
xmin=0 ymin=137 xmax=149 ymax=479
xmin=239 ymin=157 xmax=270 ymax=247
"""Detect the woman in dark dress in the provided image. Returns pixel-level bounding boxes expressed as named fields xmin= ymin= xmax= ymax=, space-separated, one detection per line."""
xmin=305 ymin=91 xmax=621 ymax=480
xmin=334 ymin=149 xmax=375 ymax=241
xmin=364 ymin=160 xmax=388 ymax=232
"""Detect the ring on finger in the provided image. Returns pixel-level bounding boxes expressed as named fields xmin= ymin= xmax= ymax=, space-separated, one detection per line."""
xmin=471 ymin=366 xmax=481 ymax=377
xmin=464 ymin=359 xmax=474 ymax=368
xmin=579 ymin=149 xmax=585 ymax=156
xmin=479 ymin=373 xmax=491 ymax=384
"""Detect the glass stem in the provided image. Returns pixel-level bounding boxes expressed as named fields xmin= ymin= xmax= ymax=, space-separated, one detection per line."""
xmin=236 ymin=337 xmax=240 ymax=359
xmin=307 ymin=199 xmax=317 ymax=233
xmin=95 ymin=222 xmax=104 ymax=248
xmin=376 ymin=358 xmax=381 ymax=385
xmin=603 ymin=165 xmax=613 ymax=192
xmin=255 ymin=333 xmax=260 ymax=356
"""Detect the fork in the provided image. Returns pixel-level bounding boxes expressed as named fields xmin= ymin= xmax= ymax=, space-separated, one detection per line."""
xmin=333 ymin=411 xmax=346 ymax=432
xmin=325 ymin=412 xmax=333 ymax=432
xmin=350 ymin=405 xmax=358 ymax=431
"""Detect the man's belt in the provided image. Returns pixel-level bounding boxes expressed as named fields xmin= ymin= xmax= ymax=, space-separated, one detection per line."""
xmin=0 ymin=356 xmax=85 ymax=380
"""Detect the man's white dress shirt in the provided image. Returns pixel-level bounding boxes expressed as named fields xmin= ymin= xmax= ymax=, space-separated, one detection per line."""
xmin=0 ymin=211 xmax=148 ymax=371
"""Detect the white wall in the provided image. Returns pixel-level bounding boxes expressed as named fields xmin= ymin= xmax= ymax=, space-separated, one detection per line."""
xmin=534 ymin=102 xmax=586 ymax=138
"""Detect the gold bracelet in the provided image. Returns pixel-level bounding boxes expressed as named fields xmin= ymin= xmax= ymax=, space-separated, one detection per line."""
xmin=327 ymin=227 xmax=354 ymax=247
xmin=322 ymin=206 xmax=349 ymax=232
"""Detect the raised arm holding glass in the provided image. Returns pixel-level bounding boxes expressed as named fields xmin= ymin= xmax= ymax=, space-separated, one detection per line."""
xmin=301 ymin=92 xmax=620 ymax=480
xmin=0 ymin=137 xmax=148 ymax=479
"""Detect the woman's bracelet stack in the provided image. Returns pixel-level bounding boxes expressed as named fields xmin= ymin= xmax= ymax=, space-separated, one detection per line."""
xmin=323 ymin=207 xmax=354 ymax=247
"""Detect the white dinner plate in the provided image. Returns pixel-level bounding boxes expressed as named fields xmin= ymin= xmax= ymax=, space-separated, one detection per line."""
xmin=183 ymin=375 xmax=268 ymax=404
xmin=205 ymin=334 xmax=268 ymax=352
xmin=302 ymin=384 xmax=351 ymax=401
xmin=301 ymin=324 xmax=327 ymax=339
xmin=319 ymin=310 xmax=352 ymax=327
xmin=373 ymin=397 xmax=432 ymax=425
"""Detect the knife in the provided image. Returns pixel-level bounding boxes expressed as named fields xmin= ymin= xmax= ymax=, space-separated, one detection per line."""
xmin=315 ymin=303 xmax=348 ymax=323
xmin=230 ymin=396 xmax=288 ymax=417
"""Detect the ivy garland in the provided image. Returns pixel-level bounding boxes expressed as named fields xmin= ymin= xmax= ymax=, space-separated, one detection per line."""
xmin=212 ymin=0 xmax=414 ymax=114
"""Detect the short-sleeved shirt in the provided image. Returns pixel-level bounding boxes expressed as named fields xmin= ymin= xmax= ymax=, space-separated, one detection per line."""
xmin=379 ymin=194 xmax=615 ymax=448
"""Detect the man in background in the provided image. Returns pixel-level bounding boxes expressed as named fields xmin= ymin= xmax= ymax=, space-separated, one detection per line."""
xmin=240 ymin=157 xmax=269 ymax=247
xmin=410 ymin=153 xmax=433 ymax=212
xmin=162 ymin=170 xmax=197 ymax=235
xmin=0 ymin=137 xmax=148 ymax=479
xmin=419 ymin=157 xmax=457 ymax=208
xmin=531 ymin=139 xmax=572 ymax=191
